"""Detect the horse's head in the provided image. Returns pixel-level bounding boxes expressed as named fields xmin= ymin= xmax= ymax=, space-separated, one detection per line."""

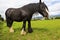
xmin=39 ymin=0 xmax=49 ymax=19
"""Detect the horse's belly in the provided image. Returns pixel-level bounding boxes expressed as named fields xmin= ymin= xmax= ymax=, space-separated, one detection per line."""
xmin=12 ymin=18 xmax=22 ymax=22
xmin=14 ymin=19 xmax=22 ymax=22
xmin=15 ymin=20 xmax=22 ymax=22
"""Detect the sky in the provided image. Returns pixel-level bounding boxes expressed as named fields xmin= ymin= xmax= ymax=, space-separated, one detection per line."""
xmin=0 ymin=0 xmax=60 ymax=19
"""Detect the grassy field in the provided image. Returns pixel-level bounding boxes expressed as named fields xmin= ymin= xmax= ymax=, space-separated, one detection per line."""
xmin=0 ymin=19 xmax=60 ymax=40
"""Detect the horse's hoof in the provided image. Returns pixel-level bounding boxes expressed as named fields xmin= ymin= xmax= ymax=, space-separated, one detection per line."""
xmin=10 ymin=29 xmax=14 ymax=33
xmin=21 ymin=31 xmax=26 ymax=36
xmin=9 ymin=27 xmax=14 ymax=33
xmin=21 ymin=29 xmax=26 ymax=35
xmin=28 ymin=28 xmax=33 ymax=33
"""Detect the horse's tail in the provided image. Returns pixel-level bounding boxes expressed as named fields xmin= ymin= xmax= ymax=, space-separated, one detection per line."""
xmin=5 ymin=8 xmax=12 ymax=20
xmin=5 ymin=8 xmax=13 ymax=18
xmin=5 ymin=9 xmax=8 ymax=19
xmin=5 ymin=9 xmax=9 ymax=19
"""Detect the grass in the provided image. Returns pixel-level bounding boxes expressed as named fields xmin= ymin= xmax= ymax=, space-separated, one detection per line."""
xmin=0 ymin=19 xmax=60 ymax=40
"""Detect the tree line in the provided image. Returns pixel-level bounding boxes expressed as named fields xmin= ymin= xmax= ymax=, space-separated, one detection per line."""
xmin=0 ymin=15 xmax=4 ymax=21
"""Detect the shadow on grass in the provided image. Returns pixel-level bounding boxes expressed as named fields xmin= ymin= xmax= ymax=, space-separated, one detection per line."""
xmin=33 ymin=28 xmax=49 ymax=32
xmin=14 ymin=27 xmax=49 ymax=33
xmin=14 ymin=27 xmax=21 ymax=32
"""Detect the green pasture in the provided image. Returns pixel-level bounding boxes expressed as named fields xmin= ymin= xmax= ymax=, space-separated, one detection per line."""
xmin=0 ymin=19 xmax=60 ymax=40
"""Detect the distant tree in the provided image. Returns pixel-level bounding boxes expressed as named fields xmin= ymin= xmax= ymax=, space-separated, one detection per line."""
xmin=0 ymin=15 xmax=4 ymax=21
xmin=55 ymin=17 xmax=60 ymax=19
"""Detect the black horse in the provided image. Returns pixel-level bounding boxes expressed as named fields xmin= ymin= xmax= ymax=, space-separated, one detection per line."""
xmin=5 ymin=0 xmax=49 ymax=35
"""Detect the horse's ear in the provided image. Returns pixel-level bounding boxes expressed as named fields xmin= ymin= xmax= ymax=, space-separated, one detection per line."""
xmin=43 ymin=2 xmax=44 ymax=3
xmin=39 ymin=0 xmax=42 ymax=3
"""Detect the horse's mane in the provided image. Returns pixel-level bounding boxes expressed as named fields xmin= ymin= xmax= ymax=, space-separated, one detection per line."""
xmin=42 ymin=2 xmax=49 ymax=11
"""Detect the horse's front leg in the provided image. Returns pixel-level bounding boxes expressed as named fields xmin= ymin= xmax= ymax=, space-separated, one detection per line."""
xmin=21 ymin=21 xmax=26 ymax=35
xmin=6 ymin=19 xmax=14 ymax=32
xmin=28 ymin=20 xmax=33 ymax=33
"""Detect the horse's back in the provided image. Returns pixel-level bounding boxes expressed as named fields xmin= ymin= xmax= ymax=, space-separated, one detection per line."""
xmin=5 ymin=8 xmax=16 ymax=17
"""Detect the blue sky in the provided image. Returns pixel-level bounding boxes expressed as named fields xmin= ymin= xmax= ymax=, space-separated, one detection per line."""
xmin=0 ymin=0 xmax=60 ymax=19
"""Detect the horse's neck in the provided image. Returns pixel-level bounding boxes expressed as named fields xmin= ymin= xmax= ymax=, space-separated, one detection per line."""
xmin=33 ymin=6 xmax=39 ymax=14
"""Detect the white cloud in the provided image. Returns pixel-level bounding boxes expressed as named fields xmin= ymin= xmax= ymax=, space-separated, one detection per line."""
xmin=42 ymin=0 xmax=60 ymax=16
xmin=49 ymin=3 xmax=60 ymax=12
xmin=49 ymin=11 xmax=60 ymax=15
xmin=43 ymin=0 xmax=59 ymax=3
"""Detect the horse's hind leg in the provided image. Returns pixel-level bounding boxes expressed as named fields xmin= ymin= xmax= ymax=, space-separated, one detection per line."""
xmin=28 ymin=20 xmax=33 ymax=33
xmin=6 ymin=18 xmax=14 ymax=32
xmin=21 ymin=21 xmax=26 ymax=35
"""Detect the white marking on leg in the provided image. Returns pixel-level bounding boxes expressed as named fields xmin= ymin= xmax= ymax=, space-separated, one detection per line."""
xmin=9 ymin=27 xmax=14 ymax=32
xmin=21 ymin=28 xmax=24 ymax=35
xmin=21 ymin=28 xmax=26 ymax=35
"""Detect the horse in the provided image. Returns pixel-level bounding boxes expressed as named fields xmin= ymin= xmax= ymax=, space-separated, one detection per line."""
xmin=5 ymin=0 xmax=49 ymax=35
